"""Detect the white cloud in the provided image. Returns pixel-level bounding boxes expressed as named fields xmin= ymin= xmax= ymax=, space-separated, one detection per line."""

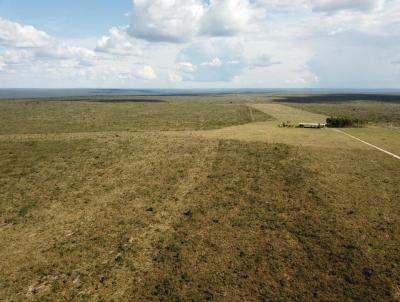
xmin=0 ymin=18 xmax=164 ymax=87
xmin=1 ymin=0 xmax=400 ymax=88
xmin=0 ymin=18 xmax=96 ymax=67
xmin=201 ymin=0 xmax=262 ymax=37
xmin=177 ymin=61 xmax=197 ymax=73
xmin=0 ymin=18 xmax=53 ymax=48
xmin=168 ymin=71 xmax=183 ymax=82
xmin=201 ymin=57 xmax=222 ymax=67
xmin=1 ymin=49 xmax=32 ymax=64
xmin=177 ymin=40 xmax=247 ymax=82
xmin=136 ymin=65 xmax=157 ymax=80
xmin=96 ymin=26 xmax=143 ymax=56
xmin=127 ymin=0 xmax=260 ymax=43
xmin=128 ymin=0 xmax=204 ymax=43
xmin=35 ymin=45 xmax=96 ymax=66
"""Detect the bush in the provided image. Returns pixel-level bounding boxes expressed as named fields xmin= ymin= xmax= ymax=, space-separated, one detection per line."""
xmin=326 ymin=116 xmax=364 ymax=128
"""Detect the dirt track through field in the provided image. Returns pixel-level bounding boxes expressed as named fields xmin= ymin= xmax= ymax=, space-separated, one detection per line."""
xmin=333 ymin=129 xmax=400 ymax=160
xmin=249 ymin=103 xmax=400 ymax=158
xmin=1 ymin=103 xmax=397 ymax=157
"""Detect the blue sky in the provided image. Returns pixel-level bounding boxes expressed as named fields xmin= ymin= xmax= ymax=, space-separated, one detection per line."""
xmin=0 ymin=0 xmax=131 ymax=37
xmin=0 ymin=0 xmax=399 ymax=88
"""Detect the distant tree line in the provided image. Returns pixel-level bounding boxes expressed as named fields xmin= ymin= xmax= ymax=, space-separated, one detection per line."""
xmin=326 ymin=116 xmax=364 ymax=128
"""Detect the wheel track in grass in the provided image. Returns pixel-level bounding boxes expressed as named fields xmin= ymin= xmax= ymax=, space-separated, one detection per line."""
xmin=249 ymin=103 xmax=400 ymax=160
xmin=135 ymin=141 xmax=219 ymax=271
xmin=248 ymin=105 xmax=255 ymax=122
xmin=2 ymin=103 xmax=399 ymax=159
xmin=332 ymin=129 xmax=400 ymax=160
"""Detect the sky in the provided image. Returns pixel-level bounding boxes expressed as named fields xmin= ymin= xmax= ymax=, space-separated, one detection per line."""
xmin=0 ymin=0 xmax=399 ymax=89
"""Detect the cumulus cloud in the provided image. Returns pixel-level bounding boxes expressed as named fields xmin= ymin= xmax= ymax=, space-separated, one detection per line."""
xmin=0 ymin=18 xmax=164 ymax=87
xmin=0 ymin=18 xmax=53 ymax=48
xmin=0 ymin=18 xmax=100 ymax=84
xmin=1 ymin=0 xmax=400 ymax=88
xmin=201 ymin=57 xmax=222 ymax=67
xmin=127 ymin=0 xmax=260 ymax=43
xmin=96 ymin=26 xmax=143 ymax=56
xmin=0 ymin=18 xmax=96 ymax=67
xmin=128 ymin=0 xmax=204 ymax=43
xmin=168 ymin=71 xmax=183 ymax=82
xmin=136 ymin=65 xmax=157 ymax=80
xmin=200 ymin=0 xmax=262 ymax=37
xmin=1 ymin=49 xmax=32 ymax=65
xmin=177 ymin=62 xmax=197 ymax=73
xmin=35 ymin=45 xmax=96 ymax=66
xmin=177 ymin=41 xmax=247 ymax=81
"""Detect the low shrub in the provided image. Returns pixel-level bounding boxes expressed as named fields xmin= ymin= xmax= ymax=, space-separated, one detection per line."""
xmin=326 ymin=116 xmax=364 ymax=128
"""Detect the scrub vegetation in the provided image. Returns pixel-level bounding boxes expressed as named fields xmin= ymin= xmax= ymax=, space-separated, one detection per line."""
xmin=0 ymin=94 xmax=399 ymax=301
xmin=326 ymin=116 xmax=364 ymax=128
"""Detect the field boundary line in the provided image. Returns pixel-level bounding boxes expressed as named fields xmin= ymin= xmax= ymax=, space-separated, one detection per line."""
xmin=333 ymin=129 xmax=400 ymax=160
xmin=248 ymin=106 xmax=255 ymax=122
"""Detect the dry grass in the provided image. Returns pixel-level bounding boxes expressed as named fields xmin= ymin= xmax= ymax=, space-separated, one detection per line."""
xmin=0 ymin=134 xmax=219 ymax=301
xmin=0 ymin=95 xmax=399 ymax=301
xmin=267 ymin=98 xmax=400 ymax=155
xmin=340 ymin=127 xmax=400 ymax=155
xmin=198 ymin=104 xmax=363 ymax=149
xmin=0 ymin=99 xmax=271 ymax=134
xmin=146 ymin=140 xmax=400 ymax=301
xmin=196 ymin=121 xmax=369 ymax=149
xmin=279 ymin=100 xmax=400 ymax=127
xmin=250 ymin=103 xmax=327 ymax=124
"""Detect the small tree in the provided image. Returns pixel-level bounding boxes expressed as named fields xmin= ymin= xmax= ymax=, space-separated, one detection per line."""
xmin=326 ymin=116 xmax=364 ymax=128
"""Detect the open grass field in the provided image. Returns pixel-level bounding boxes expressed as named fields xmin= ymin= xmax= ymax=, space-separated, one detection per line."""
xmin=275 ymin=94 xmax=400 ymax=127
xmin=0 ymin=97 xmax=270 ymax=134
xmin=272 ymin=93 xmax=400 ymax=156
xmin=1 ymin=94 xmax=400 ymax=301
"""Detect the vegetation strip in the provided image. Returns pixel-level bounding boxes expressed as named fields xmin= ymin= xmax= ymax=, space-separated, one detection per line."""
xmin=333 ymin=129 xmax=400 ymax=160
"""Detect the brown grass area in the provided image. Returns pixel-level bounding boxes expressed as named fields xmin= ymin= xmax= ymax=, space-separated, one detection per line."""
xmin=0 ymin=134 xmax=218 ymax=300
xmin=341 ymin=127 xmax=400 ymax=155
xmin=144 ymin=141 xmax=400 ymax=301
xmin=197 ymin=104 xmax=366 ymax=149
xmin=196 ymin=121 xmax=369 ymax=149
xmin=1 ymin=96 xmax=399 ymax=301
xmin=280 ymin=100 xmax=400 ymax=127
xmin=0 ymin=100 xmax=271 ymax=134
xmin=250 ymin=103 xmax=327 ymax=124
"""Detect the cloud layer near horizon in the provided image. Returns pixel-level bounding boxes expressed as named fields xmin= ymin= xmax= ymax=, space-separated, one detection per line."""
xmin=0 ymin=0 xmax=399 ymax=88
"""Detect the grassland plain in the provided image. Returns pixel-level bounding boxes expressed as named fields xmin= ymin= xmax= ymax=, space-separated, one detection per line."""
xmin=0 ymin=95 xmax=399 ymax=301
xmin=277 ymin=97 xmax=400 ymax=127
xmin=0 ymin=97 xmax=270 ymax=134
xmin=273 ymin=94 xmax=400 ymax=155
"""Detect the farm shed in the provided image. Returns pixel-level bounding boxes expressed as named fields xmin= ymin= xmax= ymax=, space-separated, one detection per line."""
xmin=297 ymin=122 xmax=325 ymax=129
